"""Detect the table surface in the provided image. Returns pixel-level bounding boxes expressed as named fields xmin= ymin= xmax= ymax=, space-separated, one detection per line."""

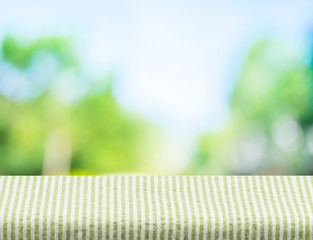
xmin=0 ymin=176 xmax=312 ymax=240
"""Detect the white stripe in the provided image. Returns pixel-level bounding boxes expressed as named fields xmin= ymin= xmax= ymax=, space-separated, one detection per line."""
xmin=248 ymin=176 xmax=261 ymax=240
xmin=94 ymin=176 xmax=100 ymax=240
xmin=211 ymin=176 xmax=223 ymax=240
xmin=155 ymin=176 xmax=161 ymax=240
xmin=291 ymin=177 xmax=306 ymax=239
xmin=86 ymin=176 xmax=92 ymax=240
xmin=255 ymin=176 xmax=268 ymax=240
xmin=15 ymin=176 xmax=27 ymax=240
xmin=124 ymin=176 xmax=130 ymax=240
xmin=197 ymin=177 xmax=208 ymax=240
xmin=161 ymin=176 xmax=169 ymax=240
xmin=54 ymin=176 xmax=63 ymax=240
xmin=23 ymin=177 xmax=34 ymax=240
xmin=78 ymin=176 xmax=85 ymax=240
xmin=227 ymin=176 xmax=237 ymax=240
xmin=183 ymin=176 xmax=192 ymax=239
xmin=147 ymin=176 xmax=154 ymax=240
xmin=241 ymin=177 xmax=252 ymax=240
xmin=39 ymin=177 xmax=49 ymax=240
xmin=168 ymin=176 xmax=177 ymax=240
xmin=0 ymin=176 xmax=4 ymax=238
xmin=109 ymin=176 xmax=115 ymax=240
xmin=262 ymin=177 xmax=277 ymax=240
xmin=31 ymin=177 xmax=41 ymax=240
xmin=70 ymin=176 xmax=78 ymax=240
xmin=0 ymin=177 xmax=4 ymax=204
xmin=117 ymin=176 xmax=122 ymax=240
xmin=269 ymin=176 xmax=284 ymax=240
xmin=175 ymin=176 xmax=184 ymax=240
xmin=190 ymin=177 xmax=200 ymax=240
xmin=46 ymin=176 xmax=56 ymax=240
xmin=0 ymin=177 xmax=4 ymax=194
xmin=218 ymin=177 xmax=229 ymax=240
xmin=140 ymin=176 xmax=146 ymax=240
xmin=204 ymin=176 xmax=215 ymax=240
xmin=234 ymin=177 xmax=245 ymax=240
xmin=7 ymin=177 xmax=20 ymax=240
xmin=0 ymin=176 xmax=12 ymax=240
xmin=234 ymin=176 xmax=246 ymax=240
xmin=102 ymin=176 xmax=107 ymax=239
xmin=132 ymin=176 xmax=138 ymax=240
xmin=300 ymin=176 xmax=313 ymax=240
xmin=283 ymin=177 xmax=299 ymax=239
xmin=62 ymin=177 xmax=71 ymax=240
xmin=276 ymin=176 xmax=292 ymax=240
xmin=306 ymin=176 xmax=313 ymax=204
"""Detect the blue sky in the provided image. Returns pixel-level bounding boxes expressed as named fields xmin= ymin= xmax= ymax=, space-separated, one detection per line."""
xmin=1 ymin=0 xmax=313 ymax=135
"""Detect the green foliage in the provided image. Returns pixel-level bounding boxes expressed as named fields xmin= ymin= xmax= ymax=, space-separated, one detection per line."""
xmin=231 ymin=40 xmax=313 ymax=124
xmin=0 ymin=34 xmax=152 ymax=175
xmin=1 ymin=35 xmax=77 ymax=69
xmin=194 ymin=39 xmax=313 ymax=175
xmin=70 ymin=86 xmax=146 ymax=173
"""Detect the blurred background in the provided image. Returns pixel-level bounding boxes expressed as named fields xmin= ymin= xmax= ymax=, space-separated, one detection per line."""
xmin=1 ymin=0 xmax=313 ymax=175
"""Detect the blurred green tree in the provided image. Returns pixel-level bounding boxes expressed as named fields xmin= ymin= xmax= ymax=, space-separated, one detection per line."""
xmin=0 ymin=34 xmax=154 ymax=175
xmin=193 ymin=39 xmax=313 ymax=175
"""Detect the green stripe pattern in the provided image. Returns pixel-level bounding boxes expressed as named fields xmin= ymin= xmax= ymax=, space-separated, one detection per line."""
xmin=0 ymin=176 xmax=312 ymax=239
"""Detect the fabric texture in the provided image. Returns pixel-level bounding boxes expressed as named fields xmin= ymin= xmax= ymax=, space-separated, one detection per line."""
xmin=0 ymin=176 xmax=312 ymax=240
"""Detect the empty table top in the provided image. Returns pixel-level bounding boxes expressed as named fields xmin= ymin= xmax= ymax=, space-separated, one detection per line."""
xmin=0 ymin=176 xmax=312 ymax=239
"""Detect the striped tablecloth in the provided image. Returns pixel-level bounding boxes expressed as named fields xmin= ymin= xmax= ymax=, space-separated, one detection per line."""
xmin=0 ymin=176 xmax=312 ymax=240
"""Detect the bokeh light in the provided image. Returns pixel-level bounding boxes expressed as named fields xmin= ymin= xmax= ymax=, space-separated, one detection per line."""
xmin=1 ymin=0 xmax=313 ymax=175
